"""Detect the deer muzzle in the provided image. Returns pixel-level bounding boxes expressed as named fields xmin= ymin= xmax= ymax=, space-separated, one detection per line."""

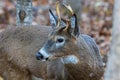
xmin=36 ymin=52 xmax=48 ymax=61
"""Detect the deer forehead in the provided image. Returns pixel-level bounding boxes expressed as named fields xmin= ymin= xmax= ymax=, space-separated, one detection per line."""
xmin=49 ymin=30 xmax=76 ymax=40
xmin=49 ymin=34 xmax=67 ymax=40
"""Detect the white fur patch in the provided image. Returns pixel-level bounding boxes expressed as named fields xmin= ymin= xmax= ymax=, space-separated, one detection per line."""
xmin=61 ymin=55 xmax=79 ymax=64
xmin=39 ymin=48 xmax=50 ymax=59
xmin=56 ymin=41 xmax=65 ymax=47
xmin=55 ymin=36 xmax=65 ymax=48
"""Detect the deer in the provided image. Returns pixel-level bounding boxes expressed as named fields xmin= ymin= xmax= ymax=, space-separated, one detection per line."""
xmin=36 ymin=4 xmax=104 ymax=80
xmin=0 ymin=25 xmax=53 ymax=80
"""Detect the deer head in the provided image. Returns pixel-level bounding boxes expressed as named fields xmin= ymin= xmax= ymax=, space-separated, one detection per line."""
xmin=36 ymin=4 xmax=80 ymax=62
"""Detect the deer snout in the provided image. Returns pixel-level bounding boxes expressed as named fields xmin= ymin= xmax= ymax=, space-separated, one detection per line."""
xmin=36 ymin=52 xmax=49 ymax=61
xmin=36 ymin=52 xmax=44 ymax=60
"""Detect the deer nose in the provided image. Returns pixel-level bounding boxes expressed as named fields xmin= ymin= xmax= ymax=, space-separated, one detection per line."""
xmin=36 ymin=52 xmax=44 ymax=60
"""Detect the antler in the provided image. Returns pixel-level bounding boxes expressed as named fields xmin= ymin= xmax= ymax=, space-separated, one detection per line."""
xmin=62 ymin=3 xmax=74 ymax=15
xmin=55 ymin=2 xmax=74 ymax=29
xmin=56 ymin=1 xmax=61 ymax=27
xmin=56 ymin=1 xmax=61 ymax=20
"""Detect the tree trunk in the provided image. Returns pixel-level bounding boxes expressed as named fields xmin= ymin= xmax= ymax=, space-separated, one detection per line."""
xmin=16 ymin=0 xmax=32 ymax=25
xmin=104 ymin=0 xmax=120 ymax=80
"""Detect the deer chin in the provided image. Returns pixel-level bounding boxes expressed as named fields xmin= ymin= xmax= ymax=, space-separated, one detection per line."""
xmin=47 ymin=56 xmax=62 ymax=61
xmin=47 ymin=54 xmax=65 ymax=61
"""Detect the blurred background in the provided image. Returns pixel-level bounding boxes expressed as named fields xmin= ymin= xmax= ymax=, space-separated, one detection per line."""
xmin=0 ymin=0 xmax=113 ymax=67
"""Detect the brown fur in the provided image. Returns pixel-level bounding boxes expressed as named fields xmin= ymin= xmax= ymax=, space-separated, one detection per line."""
xmin=63 ymin=34 xmax=104 ymax=80
xmin=0 ymin=25 xmax=52 ymax=80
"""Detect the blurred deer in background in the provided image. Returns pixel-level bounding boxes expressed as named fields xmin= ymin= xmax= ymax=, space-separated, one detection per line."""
xmin=36 ymin=4 xmax=104 ymax=80
xmin=0 ymin=25 xmax=53 ymax=80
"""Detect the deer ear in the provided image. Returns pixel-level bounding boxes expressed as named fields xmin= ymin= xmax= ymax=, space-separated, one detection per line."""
xmin=49 ymin=9 xmax=57 ymax=29
xmin=70 ymin=14 xmax=80 ymax=37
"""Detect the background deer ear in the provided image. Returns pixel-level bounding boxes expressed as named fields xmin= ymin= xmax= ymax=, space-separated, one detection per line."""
xmin=49 ymin=9 xmax=57 ymax=29
xmin=70 ymin=14 xmax=80 ymax=37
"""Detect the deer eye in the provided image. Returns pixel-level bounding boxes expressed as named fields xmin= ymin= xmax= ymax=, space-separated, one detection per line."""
xmin=56 ymin=38 xmax=64 ymax=43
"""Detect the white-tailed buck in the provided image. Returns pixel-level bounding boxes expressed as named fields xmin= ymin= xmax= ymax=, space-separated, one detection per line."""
xmin=0 ymin=25 xmax=52 ymax=80
xmin=36 ymin=5 xmax=104 ymax=80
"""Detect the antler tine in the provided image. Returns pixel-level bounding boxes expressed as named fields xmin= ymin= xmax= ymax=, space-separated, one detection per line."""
xmin=63 ymin=3 xmax=74 ymax=15
xmin=56 ymin=1 xmax=61 ymax=22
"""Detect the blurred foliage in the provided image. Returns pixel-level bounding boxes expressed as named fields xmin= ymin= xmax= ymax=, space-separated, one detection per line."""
xmin=0 ymin=0 xmax=114 ymax=63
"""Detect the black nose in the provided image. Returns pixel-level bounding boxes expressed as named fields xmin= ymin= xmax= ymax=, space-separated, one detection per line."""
xmin=36 ymin=52 xmax=44 ymax=60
